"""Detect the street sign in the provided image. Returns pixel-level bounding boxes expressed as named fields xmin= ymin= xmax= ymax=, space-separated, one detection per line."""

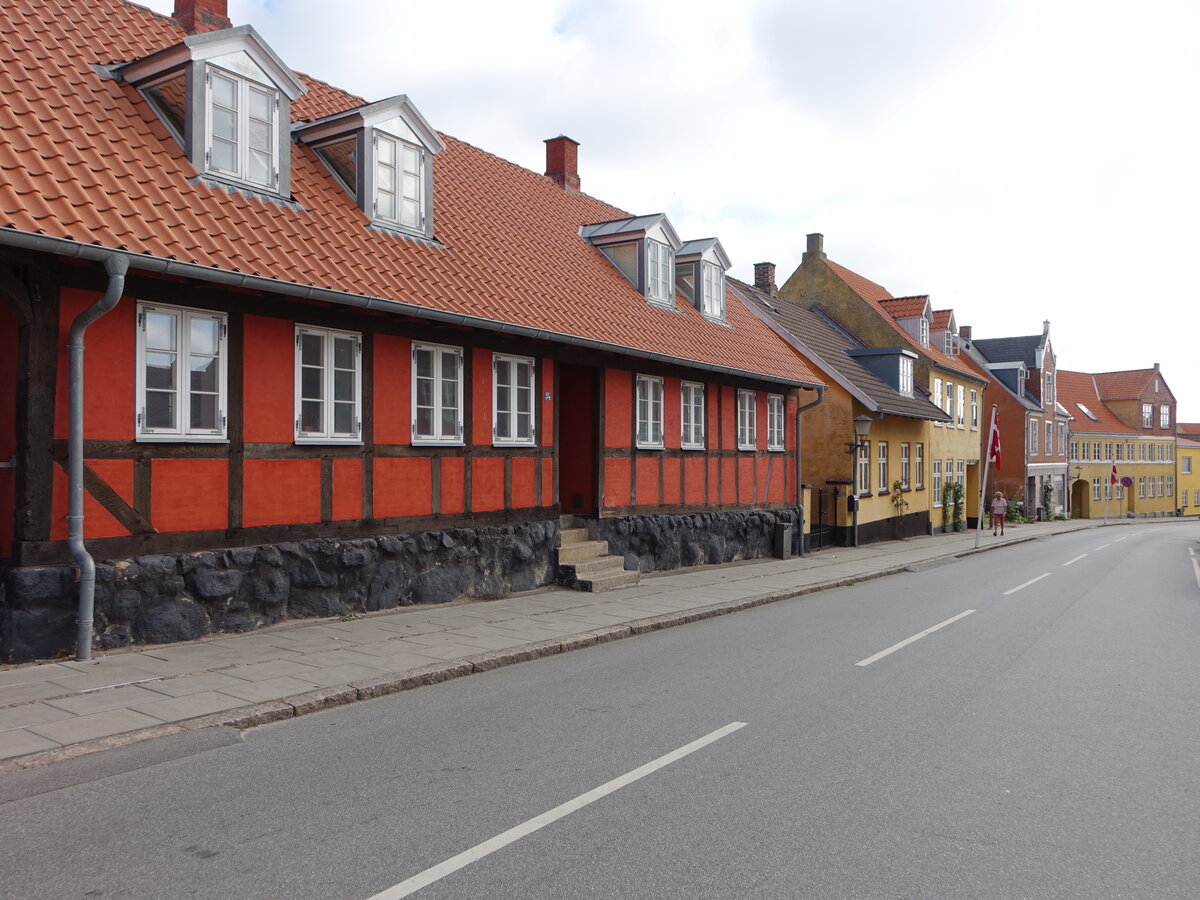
xmin=1120 ymin=476 xmax=1133 ymax=487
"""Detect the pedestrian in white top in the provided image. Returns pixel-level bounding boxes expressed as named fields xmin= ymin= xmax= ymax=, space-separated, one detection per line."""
xmin=991 ymin=491 xmax=1008 ymax=536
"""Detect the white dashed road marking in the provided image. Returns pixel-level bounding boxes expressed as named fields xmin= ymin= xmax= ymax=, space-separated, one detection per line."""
xmin=1003 ymin=573 xmax=1051 ymax=595
xmin=855 ymin=610 xmax=976 ymax=667
xmin=1063 ymin=554 xmax=1087 ymax=567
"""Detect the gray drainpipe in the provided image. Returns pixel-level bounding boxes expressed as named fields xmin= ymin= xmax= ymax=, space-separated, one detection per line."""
xmin=68 ymin=253 xmax=128 ymax=661
xmin=793 ymin=386 xmax=827 ymax=556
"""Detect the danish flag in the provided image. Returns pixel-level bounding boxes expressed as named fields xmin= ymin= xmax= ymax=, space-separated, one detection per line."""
xmin=986 ymin=406 xmax=1002 ymax=472
xmin=1111 ymin=462 xmax=1119 ymax=485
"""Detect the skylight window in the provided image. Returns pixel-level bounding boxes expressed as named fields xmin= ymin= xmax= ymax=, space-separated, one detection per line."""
xmin=1076 ymin=402 xmax=1098 ymax=421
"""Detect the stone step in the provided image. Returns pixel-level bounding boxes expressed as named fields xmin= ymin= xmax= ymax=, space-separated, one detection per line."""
xmin=565 ymin=555 xmax=628 ymax=579
xmin=557 ymin=540 xmax=610 ymax=564
xmin=578 ymin=570 xmax=641 ymax=592
xmin=559 ymin=527 xmax=590 ymax=546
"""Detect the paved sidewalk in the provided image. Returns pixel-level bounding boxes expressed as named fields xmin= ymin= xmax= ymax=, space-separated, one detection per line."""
xmin=0 ymin=518 xmax=1143 ymax=770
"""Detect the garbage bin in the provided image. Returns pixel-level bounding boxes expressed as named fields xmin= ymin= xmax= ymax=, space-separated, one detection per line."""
xmin=773 ymin=522 xmax=792 ymax=559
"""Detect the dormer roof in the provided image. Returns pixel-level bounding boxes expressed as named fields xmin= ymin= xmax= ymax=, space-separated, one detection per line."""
xmin=293 ymin=94 xmax=446 ymax=153
xmin=880 ymin=295 xmax=931 ymax=319
xmin=580 ymin=214 xmax=681 ymax=249
xmin=675 ymin=238 xmax=731 ymax=269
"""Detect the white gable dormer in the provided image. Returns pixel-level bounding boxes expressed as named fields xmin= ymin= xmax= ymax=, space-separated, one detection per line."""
xmin=295 ymin=96 xmax=445 ymax=240
xmin=120 ymin=26 xmax=306 ymax=197
xmin=581 ymin=214 xmax=683 ymax=308
xmin=675 ymin=238 xmax=731 ymax=323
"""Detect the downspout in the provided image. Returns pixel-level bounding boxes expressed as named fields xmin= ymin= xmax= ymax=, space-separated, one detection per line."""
xmin=68 ymin=253 xmax=128 ymax=661
xmin=793 ymin=386 xmax=827 ymax=556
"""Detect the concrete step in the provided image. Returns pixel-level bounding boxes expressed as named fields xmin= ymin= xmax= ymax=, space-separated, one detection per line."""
xmin=557 ymin=540 xmax=610 ymax=564
xmin=565 ymin=555 xmax=628 ymax=579
xmin=578 ymin=570 xmax=641 ymax=592
xmin=559 ymin=527 xmax=590 ymax=546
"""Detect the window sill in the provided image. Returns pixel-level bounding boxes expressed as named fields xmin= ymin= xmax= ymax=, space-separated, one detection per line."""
xmin=767 ymin=446 xmax=786 ymax=453
xmin=136 ymin=434 xmax=228 ymax=443
xmin=411 ymin=438 xmax=465 ymax=447
xmin=494 ymin=440 xmax=538 ymax=449
xmin=296 ymin=437 xmax=364 ymax=446
xmin=681 ymin=444 xmax=706 ymax=451
xmin=635 ymin=442 xmax=665 ymax=451
xmin=737 ymin=446 xmax=757 ymax=452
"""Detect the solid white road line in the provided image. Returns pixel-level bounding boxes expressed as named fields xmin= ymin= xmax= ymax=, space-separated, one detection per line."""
xmin=855 ymin=610 xmax=976 ymax=667
xmin=1063 ymin=554 xmax=1088 ymax=567
xmin=366 ymin=722 xmax=749 ymax=899
xmin=1003 ymin=573 xmax=1051 ymax=596
xmin=1094 ymin=544 xmax=1110 ymax=551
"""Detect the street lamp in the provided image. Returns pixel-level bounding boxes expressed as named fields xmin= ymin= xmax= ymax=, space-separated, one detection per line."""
xmin=844 ymin=415 xmax=874 ymax=547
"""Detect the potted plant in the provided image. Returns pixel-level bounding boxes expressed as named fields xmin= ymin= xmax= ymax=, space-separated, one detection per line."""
xmin=952 ymin=481 xmax=966 ymax=531
xmin=890 ymin=479 xmax=909 ymax=539
xmin=942 ymin=482 xmax=954 ymax=532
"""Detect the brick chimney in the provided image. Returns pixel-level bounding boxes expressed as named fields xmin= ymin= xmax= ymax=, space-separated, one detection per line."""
xmin=753 ymin=262 xmax=777 ymax=295
xmin=544 ymin=135 xmax=580 ymax=192
xmin=173 ymin=0 xmax=231 ymax=34
xmin=959 ymin=325 xmax=972 ymax=341
xmin=802 ymin=232 xmax=826 ymax=264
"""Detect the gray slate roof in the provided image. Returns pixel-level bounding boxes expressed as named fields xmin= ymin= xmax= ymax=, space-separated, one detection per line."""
xmin=973 ymin=335 xmax=1042 ymax=368
xmin=732 ymin=279 xmax=951 ymax=422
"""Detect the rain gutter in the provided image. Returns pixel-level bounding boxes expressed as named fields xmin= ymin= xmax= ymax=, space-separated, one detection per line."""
xmin=794 ymin=386 xmax=826 ymax=556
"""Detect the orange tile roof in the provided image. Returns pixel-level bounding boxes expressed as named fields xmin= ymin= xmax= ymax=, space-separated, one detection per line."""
xmin=1057 ymin=370 xmax=1136 ymax=434
xmin=822 ymin=260 xmax=982 ymax=382
xmin=879 ymin=295 xmax=929 ymax=318
xmin=0 ymin=0 xmax=821 ymax=388
xmin=1093 ymin=369 xmax=1155 ymax=400
xmin=931 ymin=309 xmax=953 ymax=330
xmin=1178 ymin=423 xmax=1200 ymax=436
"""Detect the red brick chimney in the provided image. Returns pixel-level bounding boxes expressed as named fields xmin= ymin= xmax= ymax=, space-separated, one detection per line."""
xmin=173 ymin=0 xmax=231 ymax=34
xmin=959 ymin=325 xmax=972 ymax=341
xmin=753 ymin=262 xmax=777 ymax=296
xmin=544 ymin=135 xmax=580 ymax=192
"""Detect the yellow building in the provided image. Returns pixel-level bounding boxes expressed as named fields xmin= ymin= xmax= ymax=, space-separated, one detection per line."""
xmin=1178 ymin=435 xmax=1200 ymax=518
xmin=777 ymin=234 xmax=989 ymax=529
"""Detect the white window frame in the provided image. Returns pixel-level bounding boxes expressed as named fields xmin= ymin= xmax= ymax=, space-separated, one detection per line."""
xmin=492 ymin=354 xmax=536 ymax=447
xmin=1046 ymin=421 xmax=1054 ymax=456
xmin=700 ymin=261 xmax=725 ymax=319
xmin=1183 ymin=456 xmax=1193 ymax=475
xmin=858 ymin=441 xmax=871 ymax=495
xmin=899 ymin=357 xmax=913 ymax=396
xmin=646 ymin=239 xmax=674 ymax=305
xmin=1030 ymin=419 xmax=1039 ymax=455
xmin=767 ymin=394 xmax=785 ymax=451
xmin=136 ymin=302 xmax=228 ymax=442
xmin=205 ymin=65 xmax=279 ymax=190
xmin=969 ymin=390 xmax=979 ymax=429
xmin=1092 ymin=478 xmax=1101 ymax=501
xmin=412 ymin=342 xmax=464 ymax=445
xmin=1138 ymin=476 xmax=1146 ymax=498
xmin=636 ymin=375 xmax=665 ymax=449
xmin=1167 ymin=475 xmax=1174 ymax=497
xmin=915 ymin=443 xmax=925 ymax=489
xmin=737 ymin=389 xmax=757 ymax=451
xmin=681 ymin=381 xmax=705 ymax=450
xmin=919 ymin=318 xmax=929 ymax=346
xmin=1160 ymin=404 xmax=1170 ymax=429
xmin=295 ymin=325 xmax=362 ymax=444
xmin=956 ymin=385 xmax=965 ymax=428
xmin=373 ymin=130 xmax=426 ymax=234
xmin=945 ymin=381 xmax=954 ymax=420
xmin=877 ymin=441 xmax=888 ymax=492
xmin=933 ymin=379 xmax=943 ymax=425
xmin=955 ymin=459 xmax=965 ymax=489
xmin=900 ymin=442 xmax=910 ymax=489
xmin=1142 ymin=403 xmax=1153 ymax=427
xmin=932 ymin=458 xmax=943 ymax=506
xmin=1059 ymin=423 xmax=1067 ymax=455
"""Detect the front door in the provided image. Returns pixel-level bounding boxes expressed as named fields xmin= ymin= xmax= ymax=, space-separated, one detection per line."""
xmin=557 ymin=363 xmax=598 ymax=515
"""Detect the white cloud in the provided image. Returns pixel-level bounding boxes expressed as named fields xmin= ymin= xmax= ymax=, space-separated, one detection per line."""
xmin=142 ymin=0 xmax=1200 ymax=419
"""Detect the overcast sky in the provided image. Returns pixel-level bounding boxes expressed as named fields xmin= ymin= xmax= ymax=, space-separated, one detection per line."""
xmin=146 ymin=0 xmax=1199 ymax=420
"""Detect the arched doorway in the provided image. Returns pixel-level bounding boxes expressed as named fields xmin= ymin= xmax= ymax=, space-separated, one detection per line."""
xmin=1071 ymin=478 xmax=1086 ymax=519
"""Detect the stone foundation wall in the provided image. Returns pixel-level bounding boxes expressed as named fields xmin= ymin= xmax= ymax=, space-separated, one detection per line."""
xmin=590 ymin=510 xmax=802 ymax=573
xmin=0 ymin=521 xmax=558 ymax=664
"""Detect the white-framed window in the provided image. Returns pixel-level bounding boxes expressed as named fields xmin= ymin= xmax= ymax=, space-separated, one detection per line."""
xmin=1194 ymin=489 xmax=1199 ymax=507
xmin=933 ymin=379 xmax=943 ymax=425
xmin=1166 ymin=443 xmax=1173 ymax=461
xmin=956 ymin=385 xmax=965 ymax=428
xmin=1139 ymin=442 xmax=1146 ymax=460
xmin=1081 ymin=441 xmax=1090 ymax=461
xmin=206 ymin=66 xmax=279 ymax=190
xmin=374 ymin=130 xmax=424 ymax=233
xmin=919 ymin=317 xmax=929 ymax=346
xmin=877 ymin=441 xmax=888 ymax=492
xmin=681 ymin=381 xmax=705 ymax=449
xmin=1138 ymin=476 xmax=1146 ymax=498
xmin=1070 ymin=441 xmax=1078 ymax=461
xmin=1116 ymin=481 xmax=1124 ymax=500
xmin=944 ymin=330 xmax=955 ymax=356
xmin=970 ymin=390 xmax=979 ymax=429
xmin=1160 ymin=405 xmax=1170 ymax=429
xmin=136 ymin=303 xmax=227 ymax=442
xmin=1184 ymin=489 xmax=1190 ymax=508
xmin=1093 ymin=441 xmax=1101 ymax=460
xmin=858 ymin=441 xmax=871 ymax=495
xmin=767 ymin=394 xmax=785 ymax=451
xmin=1167 ymin=475 xmax=1174 ymax=497
xmin=1046 ymin=422 xmax=1054 ymax=456
xmin=1104 ymin=441 xmax=1113 ymax=461
xmin=412 ymin=342 xmax=463 ymax=444
xmin=737 ymin=389 xmax=757 ymax=450
xmin=932 ymin=458 xmax=943 ymax=506
xmin=955 ymin=459 xmax=965 ymax=489
xmin=1183 ymin=456 xmax=1193 ymax=475
xmin=899 ymin=357 xmax=913 ymax=396
xmin=915 ymin=443 xmax=925 ymax=489
xmin=1159 ymin=475 xmax=1166 ymax=497
xmin=945 ymin=381 xmax=954 ymax=420
xmin=296 ymin=326 xmax=361 ymax=443
xmin=1044 ymin=372 xmax=1055 ymax=408
xmin=1059 ymin=423 xmax=1067 ymax=455
xmin=636 ymin=375 xmax=664 ymax=449
xmin=1142 ymin=403 xmax=1152 ymax=427
xmin=700 ymin=261 xmax=725 ymax=319
xmin=492 ymin=354 xmax=536 ymax=446
xmin=1029 ymin=419 xmax=1039 ymax=455
xmin=1115 ymin=442 xmax=1124 ymax=461
xmin=646 ymin=240 xmax=673 ymax=305
xmin=1092 ymin=478 xmax=1101 ymax=501
xmin=900 ymin=442 xmax=911 ymax=488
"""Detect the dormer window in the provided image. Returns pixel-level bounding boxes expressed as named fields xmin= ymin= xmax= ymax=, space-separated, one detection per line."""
xmin=296 ymin=96 xmax=444 ymax=240
xmin=121 ymin=26 xmax=306 ymax=198
xmin=919 ymin=317 xmax=930 ymax=347
xmin=899 ymin=356 xmax=913 ymax=396
xmin=674 ymin=238 xmax=731 ymax=321
xmin=581 ymin=214 xmax=683 ymax=308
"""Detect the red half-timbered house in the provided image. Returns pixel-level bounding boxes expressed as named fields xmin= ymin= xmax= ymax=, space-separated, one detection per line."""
xmin=0 ymin=0 xmax=822 ymax=660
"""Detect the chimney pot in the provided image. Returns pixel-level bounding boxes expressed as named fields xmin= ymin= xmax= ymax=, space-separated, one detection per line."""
xmin=803 ymin=232 xmax=826 ymax=263
xmin=544 ymin=135 xmax=580 ymax=192
xmin=173 ymin=0 xmax=231 ymax=34
xmin=753 ymin=262 xmax=777 ymax=296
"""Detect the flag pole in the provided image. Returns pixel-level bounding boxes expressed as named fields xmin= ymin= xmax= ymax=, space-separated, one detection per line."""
xmin=1104 ymin=459 xmax=1109 ymax=526
xmin=975 ymin=405 xmax=997 ymax=549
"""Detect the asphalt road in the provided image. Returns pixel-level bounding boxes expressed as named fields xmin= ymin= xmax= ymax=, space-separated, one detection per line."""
xmin=2 ymin=524 xmax=1198 ymax=899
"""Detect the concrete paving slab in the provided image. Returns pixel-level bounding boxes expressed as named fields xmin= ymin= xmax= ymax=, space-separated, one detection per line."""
xmin=0 ymin=680 xmax=82 ymax=708
xmin=41 ymin=668 xmax=168 ymax=694
xmin=220 ymin=658 xmax=323 ymax=682
xmin=217 ymin=676 xmax=328 ymax=704
xmin=0 ymin=664 xmax=79 ymax=688
xmin=0 ymin=702 xmax=77 ymax=733
xmin=26 ymin=708 xmax=165 ymax=745
xmin=128 ymin=690 xmax=250 ymax=723
xmin=44 ymin=684 xmax=171 ymax=716
xmin=135 ymin=672 xmax=253 ymax=698
xmin=0 ymin=729 xmax=61 ymax=761
xmin=288 ymin=663 xmax=388 ymax=688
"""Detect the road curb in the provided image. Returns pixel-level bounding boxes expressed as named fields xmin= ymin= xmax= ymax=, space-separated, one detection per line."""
xmin=0 ymin=530 xmax=1082 ymax=773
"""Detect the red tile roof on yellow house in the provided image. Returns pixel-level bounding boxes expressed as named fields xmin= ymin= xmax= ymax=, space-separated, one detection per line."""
xmin=1093 ymin=369 xmax=1156 ymax=400
xmin=822 ymin=261 xmax=981 ymax=381
xmin=0 ymin=0 xmax=821 ymax=388
xmin=1179 ymin=423 xmax=1200 ymax=437
xmin=1057 ymin=370 xmax=1137 ymax=434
